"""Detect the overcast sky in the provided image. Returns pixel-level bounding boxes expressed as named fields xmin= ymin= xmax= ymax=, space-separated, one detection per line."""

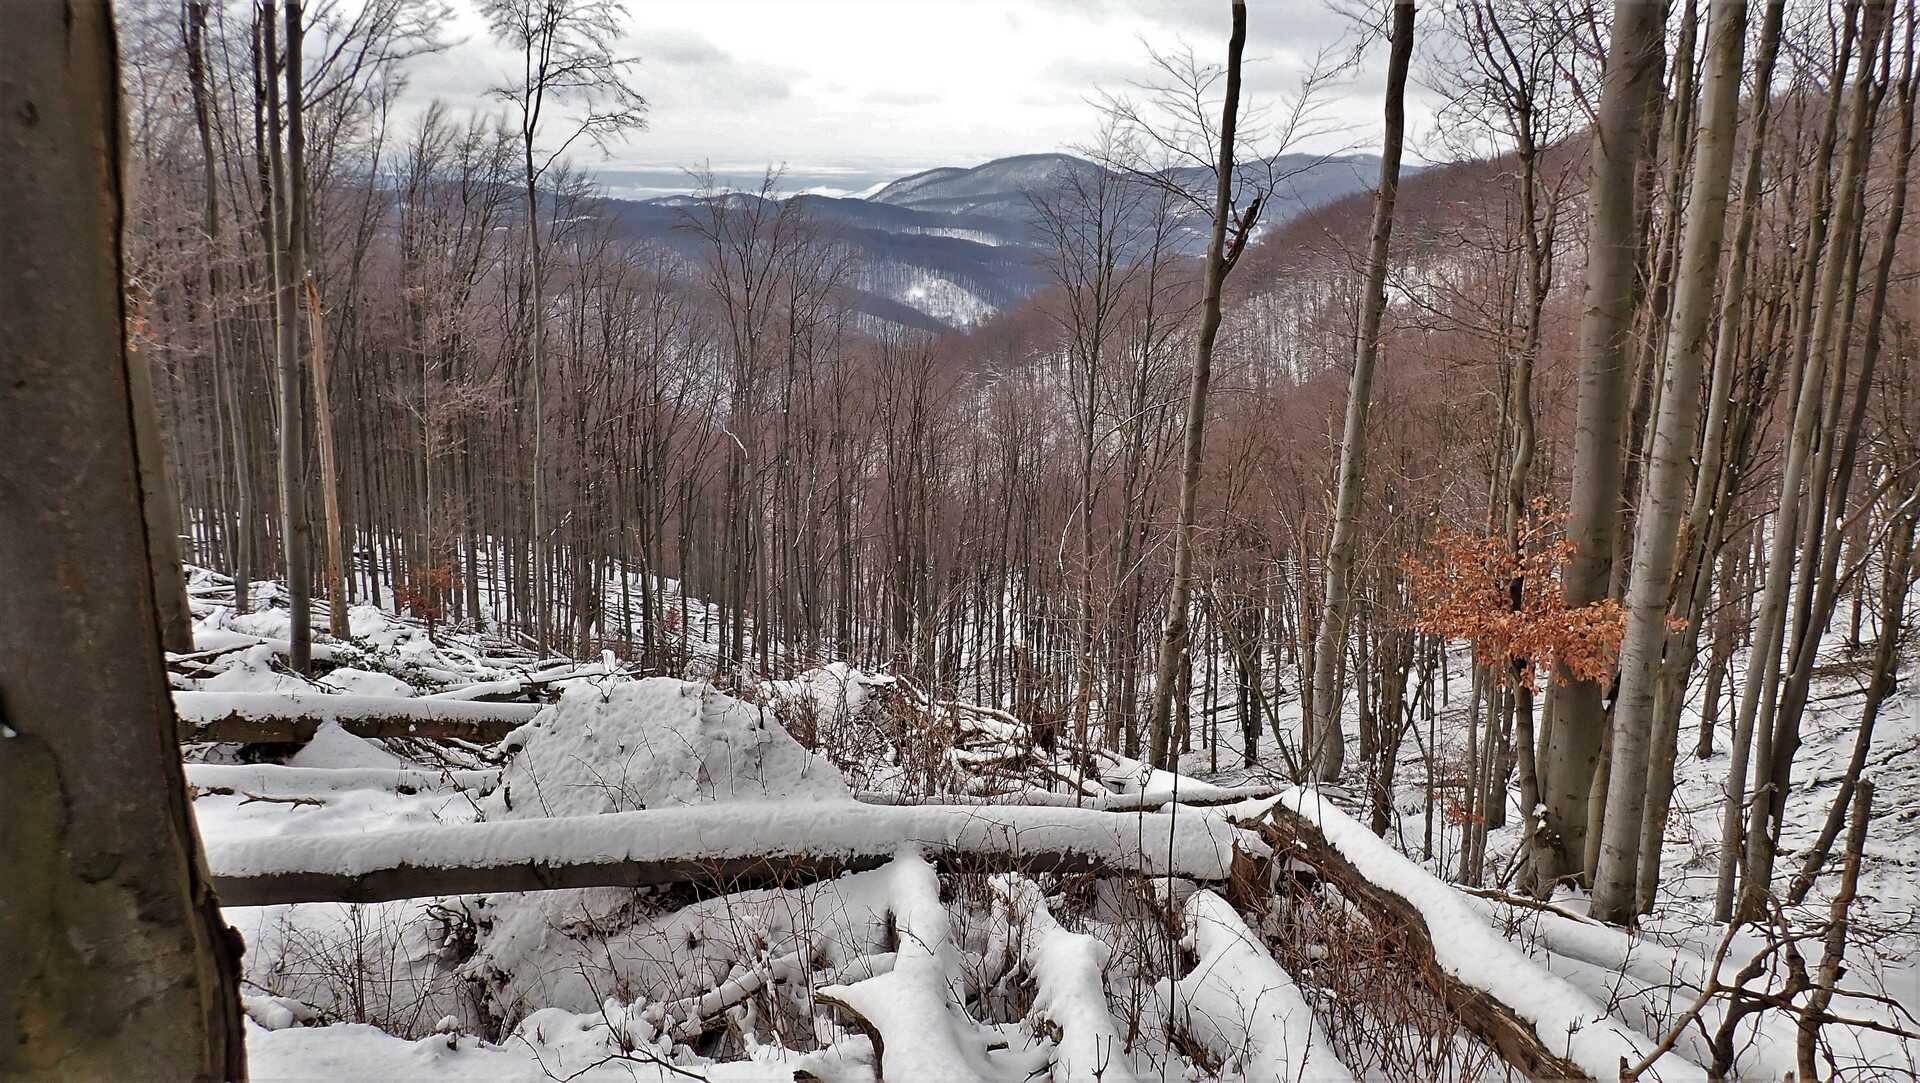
xmin=399 ymin=0 xmax=1440 ymax=196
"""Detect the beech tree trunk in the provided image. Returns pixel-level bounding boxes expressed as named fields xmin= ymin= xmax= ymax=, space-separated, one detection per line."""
xmin=1725 ymin=0 xmax=1888 ymax=922
xmin=264 ymin=0 xmax=313 ymax=672
xmin=0 ymin=2 xmax=247 ymax=1073
xmin=306 ymin=277 xmax=350 ymax=638
xmin=1635 ymin=0 xmax=1787 ymax=915
xmin=183 ymin=0 xmax=254 ymax=617
xmin=1309 ymin=0 xmax=1415 ymax=783
xmin=1541 ymin=0 xmax=1666 ymax=889
xmin=1590 ymin=0 xmax=1747 ymax=926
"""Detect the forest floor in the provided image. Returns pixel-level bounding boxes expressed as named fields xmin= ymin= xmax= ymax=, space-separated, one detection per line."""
xmin=174 ymin=569 xmax=1920 ymax=1081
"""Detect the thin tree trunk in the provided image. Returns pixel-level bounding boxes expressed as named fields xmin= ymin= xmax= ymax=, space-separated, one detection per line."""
xmin=1797 ymin=779 xmax=1873 ymax=1081
xmin=1309 ymin=0 xmax=1415 ymax=782
xmin=1788 ymin=505 xmax=1914 ymax=904
xmin=1147 ymin=0 xmax=1249 ymax=768
xmin=1727 ymin=0 xmax=1888 ymax=922
xmin=265 ymin=0 xmax=312 ymax=672
xmin=305 ymin=276 xmax=349 ymax=638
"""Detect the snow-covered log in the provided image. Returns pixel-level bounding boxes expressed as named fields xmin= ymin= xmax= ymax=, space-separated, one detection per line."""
xmin=417 ymin=661 xmax=621 ymax=702
xmin=853 ymin=784 xmax=1286 ymax=812
xmin=1160 ymin=888 xmax=1353 ymax=1083
xmin=185 ymin=763 xmax=500 ymax=796
xmin=208 ymin=799 xmax=1260 ymax=906
xmin=1250 ymin=790 xmax=1710 ymax=1082
xmin=174 ymin=691 xmax=538 ymax=743
xmin=991 ymin=876 xmax=1147 ymax=1083
xmin=815 ymin=850 xmax=1020 ymax=1083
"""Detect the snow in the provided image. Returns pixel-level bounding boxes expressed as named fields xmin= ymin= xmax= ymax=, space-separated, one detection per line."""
xmin=245 ymin=1019 xmax=806 ymax=1082
xmin=167 ymin=569 xmax=1920 ymax=1080
xmin=288 ymin=721 xmax=416 ymax=769
xmin=209 ymin=796 xmax=1259 ymax=899
xmin=819 ymin=850 xmax=1017 ymax=1083
xmin=1255 ymin=788 xmax=1711 ymax=1081
xmin=188 ymin=763 xmax=499 ymax=797
xmin=174 ymin=690 xmax=539 ymax=729
xmin=1160 ymin=888 xmax=1352 ymax=1083
xmin=993 ymin=876 xmax=1148 ymax=1083
xmin=486 ymin=678 xmax=849 ymax=816
xmin=318 ymin=667 xmax=417 ymax=698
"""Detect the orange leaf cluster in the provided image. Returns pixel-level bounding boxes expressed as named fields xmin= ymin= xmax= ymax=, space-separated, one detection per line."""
xmin=395 ymin=564 xmax=461 ymax=623
xmin=1403 ymin=513 xmax=1625 ymax=690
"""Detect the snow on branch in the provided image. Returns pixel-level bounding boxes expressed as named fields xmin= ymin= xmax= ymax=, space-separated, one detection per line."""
xmin=991 ymin=875 xmax=1147 ymax=1083
xmin=1160 ymin=887 xmax=1353 ymax=1083
xmin=1249 ymin=789 xmax=1711 ymax=1082
xmin=174 ymin=690 xmax=539 ymax=743
xmin=815 ymin=850 xmax=1009 ymax=1082
xmin=208 ymin=798 xmax=1262 ymax=906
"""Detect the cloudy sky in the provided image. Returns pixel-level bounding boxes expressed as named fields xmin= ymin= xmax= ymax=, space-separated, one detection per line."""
xmin=400 ymin=0 xmax=1439 ymax=196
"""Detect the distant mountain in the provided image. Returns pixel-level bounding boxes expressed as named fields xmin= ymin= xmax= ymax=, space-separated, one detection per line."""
xmin=869 ymin=153 xmax=1100 ymax=217
xmin=599 ymin=152 xmax=1407 ymax=330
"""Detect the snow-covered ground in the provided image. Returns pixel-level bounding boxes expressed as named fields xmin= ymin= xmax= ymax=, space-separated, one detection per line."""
xmin=174 ymin=569 xmax=1920 ymax=1080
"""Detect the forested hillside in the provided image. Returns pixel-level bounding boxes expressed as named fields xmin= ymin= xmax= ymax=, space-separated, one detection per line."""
xmin=6 ymin=0 xmax=1920 ymax=1079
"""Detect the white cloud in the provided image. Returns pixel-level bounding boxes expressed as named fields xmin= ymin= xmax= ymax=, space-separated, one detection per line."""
xmin=387 ymin=0 xmax=1435 ymax=183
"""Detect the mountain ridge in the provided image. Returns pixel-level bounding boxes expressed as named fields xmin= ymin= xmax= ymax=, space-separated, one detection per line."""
xmin=600 ymin=151 xmax=1409 ymax=329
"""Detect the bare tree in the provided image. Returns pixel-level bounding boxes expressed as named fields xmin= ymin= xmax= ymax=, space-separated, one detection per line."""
xmin=1095 ymin=0 xmax=1338 ymax=768
xmin=1308 ymin=0 xmax=1417 ymax=783
xmin=1727 ymin=0 xmax=1890 ymax=922
xmin=1026 ymin=119 xmax=1158 ymax=750
xmin=482 ymin=0 xmax=647 ymax=650
xmin=0 ymin=0 xmax=245 ymax=1073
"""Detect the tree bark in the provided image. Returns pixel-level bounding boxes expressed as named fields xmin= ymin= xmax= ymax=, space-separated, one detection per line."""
xmin=264 ymin=0 xmax=313 ymax=672
xmin=0 ymin=3 xmax=246 ymax=1073
xmin=305 ymin=276 xmax=350 ymax=639
xmin=1726 ymin=0 xmax=1888 ymax=922
xmin=183 ymin=0 xmax=254 ymax=618
xmin=1309 ymin=0 xmax=1415 ymax=783
xmin=1147 ymin=0 xmax=1248 ymax=768
xmin=1541 ymin=0 xmax=1666 ymax=889
xmin=1590 ymin=0 xmax=1747 ymax=926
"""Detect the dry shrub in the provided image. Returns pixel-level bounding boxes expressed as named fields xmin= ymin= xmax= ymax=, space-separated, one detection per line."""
xmin=768 ymin=678 xmax=957 ymax=796
xmin=395 ymin=563 xmax=461 ymax=627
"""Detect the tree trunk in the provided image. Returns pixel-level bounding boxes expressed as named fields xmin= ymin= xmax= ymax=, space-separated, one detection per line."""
xmin=1541 ymin=0 xmax=1665 ymax=889
xmin=1147 ymin=0 xmax=1248 ymax=768
xmin=1590 ymin=0 xmax=1748 ymax=926
xmin=128 ymin=336 xmax=199 ymax=653
xmin=1788 ymin=504 xmax=1914 ymax=905
xmin=1309 ymin=0 xmax=1415 ymax=783
xmin=304 ymin=276 xmax=350 ymax=639
xmin=0 ymin=3 xmax=247 ymax=1072
xmin=1726 ymin=0 xmax=1888 ymax=922
xmin=184 ymin=0 xmax=254 ymax=617
xmin=265 ymin=0 xmax=312 ymax=672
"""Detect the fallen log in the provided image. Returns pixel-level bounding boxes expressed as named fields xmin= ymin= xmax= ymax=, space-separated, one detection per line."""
xmin=207 ymin=799 xmax=1260 ymax=907
xmin=1162 ymin=887 xmax=1353 ymax=1082
xmin=1249 ymin=791 xmax=1708 ymax=1083
xmin=991 ymin=875 xmax=1149 ymax=1083
xmin=185 ymin=763 xmax=500 ymax=796
xmin=174 ymin=691 xmax=538 ymax=743
xmin=418 ymin=661 xmax=621 ymax=703
xmin=816 ymin=851 xmax=1003 ymax=1083
xmin=852 ymin=784 xmax=1287 ymax=812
